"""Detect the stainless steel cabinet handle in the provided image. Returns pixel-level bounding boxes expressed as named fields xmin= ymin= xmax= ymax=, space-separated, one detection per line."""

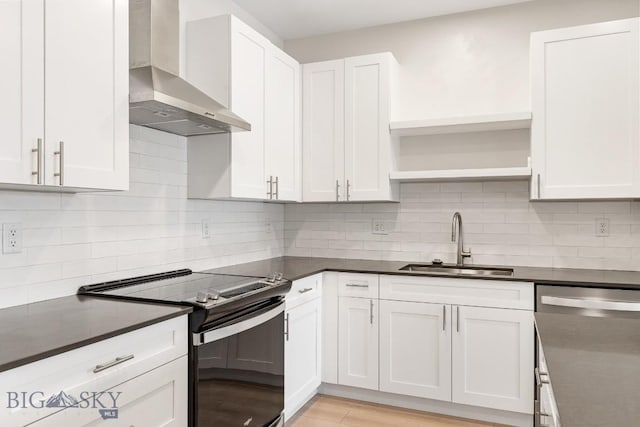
xmin=274 ymin=176 xmax=279 ymax=200
xmin=31 ymin=138 xmax=43 ymax=184
xmin=298 ymin=287 xmax=313 ymax=294
xmin=93 ymin=354 xmax=134 ymax=373
xmin=369 ymin=299 xmax=374 ymax=325
xmin=537 ymin=173 xmax=541 ymax=199
xmin=54 ymin=141 xmax=64 ymax=186
xmin=336 ymin=180 xmax=340 ymax=201
xmin=442 ymin=305 xmax=446 ymax=331
xmin=267 ymin=176 xmax=273 ymax=199
xmin=345 ymin=283 xmax=368 ymax=288
xmin=541 ymin=295 xmax=640 ymax=312
xmin=456 ymin=306 xmax=460 ymax=332
xmin=284 ymin=313 xmax=289 ymax=341
xmin=346 ymin=179 xmax=351 ymax=201
xmin=535 ymin=368 xmax=550 ymax=385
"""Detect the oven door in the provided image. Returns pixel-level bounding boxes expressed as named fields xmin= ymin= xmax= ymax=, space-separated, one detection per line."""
xmin=193 ymin=301 xmax=284 ymax=427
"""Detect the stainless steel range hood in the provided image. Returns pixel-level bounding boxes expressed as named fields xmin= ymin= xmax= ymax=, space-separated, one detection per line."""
xmin=129 ymin=0 xmax=250 ymax=136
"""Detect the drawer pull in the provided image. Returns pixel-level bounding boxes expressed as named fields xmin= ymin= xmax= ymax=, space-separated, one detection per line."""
xmin=345 ymin=283 xmax=368 ymax=288
xmin=298 ymin=287 xmax=314 ymax=294
xmin=93 ymin=354 xmax=134 ymax=373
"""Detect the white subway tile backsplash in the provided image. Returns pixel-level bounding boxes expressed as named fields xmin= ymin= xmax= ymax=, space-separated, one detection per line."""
xmin=0 ymin=126 xmax=284 ymax=309
xmin=284 ymin=181 xmax=640 ymax=271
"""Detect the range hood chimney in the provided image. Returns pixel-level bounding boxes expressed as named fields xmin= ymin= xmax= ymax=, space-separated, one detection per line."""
xmin=129 ymin=0 xmax=250 ymax=136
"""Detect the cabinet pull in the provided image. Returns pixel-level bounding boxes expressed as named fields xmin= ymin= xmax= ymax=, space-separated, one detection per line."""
xmin=346 ymin=179 xmax=351 ymax=201
xmin=274 ymin=176 xmax=279 ymax=200
xmin=442 ymin=305 xmax=446 ymax=331
xmin=336 ymin=180 xmax=340 ymax=201
xmin=267 ymin=176 xmax=273 ymax=199
xmin=93 ymin=354 xmax=134 ymax=373
xmin=369 ymin=299 xmax=374 ymax=325
xmin=54 ymin=141 xmax=64 ymax=186
xmin=535 ymin=367 xmax=550 ymax=385
xmin=284 ymin=313 xmax=290 ymax=341
xmin=298 ymin=287 xmax=313 ymax=294
xmin=31 ymin=138 xmax=43 ymax=184
xmin=456 ymin=306 xmax=460 ymax=332
xmin=345 ymin=283 xmax=368 ymax=288
xmin=537 ymin=173 xmax=541 ymax=199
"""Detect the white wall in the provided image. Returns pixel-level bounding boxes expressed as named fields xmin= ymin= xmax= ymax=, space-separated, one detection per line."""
xmin=285 ymin=181 xmax=640 ymax=271
xmin=284 ymin=0 xmax=639 ymax=120
xmin=0 ymin=126 xmax=284 ymax=309
xmin=179 ymin=0 xmax=283 ymax=76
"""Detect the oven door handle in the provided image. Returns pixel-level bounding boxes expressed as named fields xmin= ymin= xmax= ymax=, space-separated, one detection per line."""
xmin=194 ymin=302 xmax=284 ymax=346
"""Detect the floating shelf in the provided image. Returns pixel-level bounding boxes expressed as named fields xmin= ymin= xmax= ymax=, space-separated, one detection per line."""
xmin=389 ymin=112 xmax=532 ymax=136
xmin=389 ymin=167 xmax=532 ymax=182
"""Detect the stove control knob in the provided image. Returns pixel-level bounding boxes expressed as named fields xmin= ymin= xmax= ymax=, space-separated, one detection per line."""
xmin=196 ymin=291 xmax=208 ymax=303
xmin=209 ymin=290 xmax=220 ymax=300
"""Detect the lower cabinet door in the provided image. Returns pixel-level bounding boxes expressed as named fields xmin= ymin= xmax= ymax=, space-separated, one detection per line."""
xmin=452 ymin=306 xmax=534 ymax=414
xmin=30 ymin=356 xmax=188 ymax=427
xmin=338 ymin=297 xmax=378 ymax=390
xmin=379 ymin=300 xmax=451 ymax=401
xmin=284 ymin=298 xmax=322 ymax=420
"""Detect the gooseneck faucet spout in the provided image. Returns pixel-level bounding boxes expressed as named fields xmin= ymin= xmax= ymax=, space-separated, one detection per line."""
xmin=451 ymin=212 xmax=472 ymax=266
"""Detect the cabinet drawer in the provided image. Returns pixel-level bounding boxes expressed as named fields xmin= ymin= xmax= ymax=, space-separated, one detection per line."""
xmin=30 ymin=355 xmax=188 ymax=427
xmin=0 ymin=315 xmax=188 ymax=427
xmin=286 ymin=273 xmax=322 ymax=309
xmin=380 ymin=275 xmax=533 ymax=310
xmin=338 ymin=273 xmax=379 ymax=298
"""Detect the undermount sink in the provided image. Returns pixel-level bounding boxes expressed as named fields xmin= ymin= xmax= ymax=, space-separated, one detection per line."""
xmin=399 ymin=264 xmax=514 ymax=277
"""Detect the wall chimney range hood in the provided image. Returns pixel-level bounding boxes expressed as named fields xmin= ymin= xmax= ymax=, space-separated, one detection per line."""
xmin=129 ymin=0 xmax=250 ymax=136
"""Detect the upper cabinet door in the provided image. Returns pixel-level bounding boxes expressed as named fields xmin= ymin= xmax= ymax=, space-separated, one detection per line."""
xmin=265 ymin=48 xmax=301 ymax=202
xmin=230 ymin=19 xmax=267 ymax=199
xmin=302 ymin=60 xmax=345 ymax=202
xmin=344 ymin=53 xmax=397 ymax=202
xmin=0 ymin=0 xmax=44 ymax=186
xmin=44 ymin=0 xmax=129 ymax=191
xmin=531 ymin=18 xmax=640 ymax=200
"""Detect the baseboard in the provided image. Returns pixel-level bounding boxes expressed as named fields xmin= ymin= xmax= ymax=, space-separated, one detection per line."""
xmin=319 ymin=383 xmax=534 ymax=427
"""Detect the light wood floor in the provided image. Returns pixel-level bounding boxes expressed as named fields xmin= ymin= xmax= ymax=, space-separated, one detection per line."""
xmin=288 ymin=395 xmax=502 ymax=427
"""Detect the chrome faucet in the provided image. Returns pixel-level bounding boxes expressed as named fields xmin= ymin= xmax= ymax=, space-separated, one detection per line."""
xmin=451 ymin=212 xmax=471 ymax=266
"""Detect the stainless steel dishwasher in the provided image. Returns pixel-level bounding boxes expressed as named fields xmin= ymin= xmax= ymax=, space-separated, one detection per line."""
xmin=535 ymin=284 xmax=640 ymax=427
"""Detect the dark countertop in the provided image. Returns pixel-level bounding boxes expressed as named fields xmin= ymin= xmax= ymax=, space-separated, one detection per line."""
xmin=204 ymin=256 xmax=640 ymax=289
xmin=0 ymin=295 xmax=191 ymax=373
xmin=535 ymin=313 xmax=640 ymax=427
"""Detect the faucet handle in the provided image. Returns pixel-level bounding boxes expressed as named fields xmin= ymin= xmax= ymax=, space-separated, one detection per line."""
xmin=462 ymin=248 xmax=472 ymax=258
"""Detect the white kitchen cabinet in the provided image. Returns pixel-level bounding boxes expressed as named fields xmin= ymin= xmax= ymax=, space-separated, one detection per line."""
xmin=531 ymin=18 xmax=640 ymax=200
xmin=379 ymin=300 xmax=452 ymax=401
xmin=30 ymin=356 xmax=188 ymax=427
xmin=265 ymin=48 xmax=301 ymax=201
xmin=186 ymin=15 xmax=301 ymax=202
xmin=285 ymin=298 xmax=322 ymax=420
xmin=338 ymin=296 xmax=378 ymax=390
xmin=452 ymin=305 xmax=534 ymax=414
xmin=302 ymin=53 xmax=398 ymax=202
xmin=0 ymin=316 xmax=188 ymax=427
xmin=0 ymin=0 xmax=128 ymax=191
xmin=0 ymin=0 xmax=43 ymax=186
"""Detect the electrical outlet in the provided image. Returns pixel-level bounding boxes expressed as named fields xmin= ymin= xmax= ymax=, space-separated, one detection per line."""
xmin=201 ymin=219 xmax=211 ymax=239
xmin=2 ymin=223 xmax=22 ymax=254
xmin=595 ymin=217 xmax=609 ymax=237
xmin=372 ymin=220 xmax=388 ymax=235
xmin=265 ymin=222 xmax=273 ymax=233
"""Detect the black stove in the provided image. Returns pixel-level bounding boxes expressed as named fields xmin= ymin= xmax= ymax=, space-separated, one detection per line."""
xmin=79 ymin=269 xmax=291 ymax=427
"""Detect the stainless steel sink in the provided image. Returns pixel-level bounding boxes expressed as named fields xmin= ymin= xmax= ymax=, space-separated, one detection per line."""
xmin=399 ymin=264 xmax=514 ymax=277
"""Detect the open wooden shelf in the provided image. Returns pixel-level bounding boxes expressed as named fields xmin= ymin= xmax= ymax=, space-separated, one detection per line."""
xmin=389 ymin=167 xmax=532 ymax=182
xmin=389 ymin=112 xmax=532 ymax=136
